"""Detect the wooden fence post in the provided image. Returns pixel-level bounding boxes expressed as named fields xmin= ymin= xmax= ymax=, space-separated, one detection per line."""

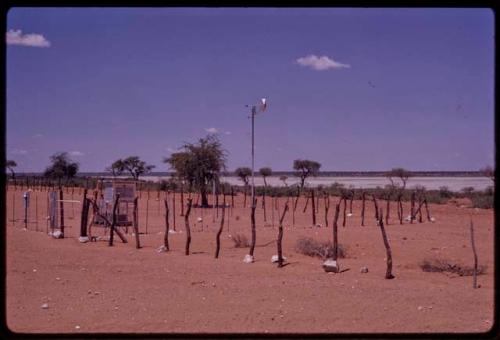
xmin=311 ymin=189 xmax=316 ymax=226
xmin=342 ymin=196 xmax=347 ymax=227
xmin=133 ymin=197 xmax=141 ymax=249
xmin=59 ymin=189 xmax=65 ymax=238
xmin=109 ymin=194 xmax=120 ymax=246
xmin=249 ymin=198 xmax=257 ymax=257
xmin=332 ymin=203 xmax=340 ymax=261
xmin=361 ymin=191 xmax=366 ymax=226
xmin=80 ymin=189 xmax=89 ymax=237
xmin=378 ymin=209 xmax=394 ymax=279
xmin=164 ymin=197 xmax=170 ymax=251
xmin=470 ymin=219 xmax=478 ymax=289
xmin=215 ymin=196 xmax=226 ymax=259
xmin=185 ymin=198 xmax=193 ymax=255
xmin=277 ymin=199 xmax=290 ymax=268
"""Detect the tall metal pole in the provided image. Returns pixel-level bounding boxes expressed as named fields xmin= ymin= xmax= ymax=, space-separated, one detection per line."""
xmin=251 ymin=108 xmax=255 ymax=208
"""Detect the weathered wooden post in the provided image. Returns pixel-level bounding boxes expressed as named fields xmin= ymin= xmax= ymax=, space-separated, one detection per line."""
xmin=180 ymin=183 xmax=185 ymax=216
xmin=271 ymin=194 xmax=275 ymax=228
xmin=133 ymin=197 xmax=141 ymax=249
xmin=424 ymin=198 xmax=432 ymax=221
xmin=385 ymin=193 xmax=390 ymax=226
xmin=342 ymin=196 xmax=347 ymax=227
xmin=332 ymin=203 xmax=340 ymax=261
xmin=349 ymin=190 xmax=354 ymax=214
xmin=184 ymin=198 xmax=193 ymax=255
xmin=324 ymin=192 xmax=330 ymax=228
xmin=372 ymin=194 xmax=379 ymax=221
xmin=215 ymin=196 xmax=226 ymax=259
xmin=79 ymin=189 xmax=89 ymax=238
xmin=59 ymin=188 xmax=65 ymax=238
xmin=293 ymin=187 xmax=300 ymax=226
xmin=262 ymin=189 xmax=267 ymax=222
xmin=249 ymin=198 xmax=257 ymax=258
xmin=470 ymin=219 xmax=478 ymax=289
xmin=311 ymin=189 xmax=316 ymax=226
xmin=378 ymin=209 xmax=394 ymax=279
xmin=410 ymin=192 xmax=416 ymax=224
xmin=302 ymin=194 xmax=310 ymax=213
xmin=277 ymin=199 xmax=290 ymax=268
xmin=398 ymin=194 xmax=403 ymax=225
xmin=109 ymin=194 xmax=120 ymax=247
xmin=145 ymin=189 xmax=150 ymax=234
xmin=361 ymin=191 xmax=366 ymax=226
xmin=172 ymin=191 xmax=176 ymax=231
xmin=164 ymin=196 xmax=170 ymax=251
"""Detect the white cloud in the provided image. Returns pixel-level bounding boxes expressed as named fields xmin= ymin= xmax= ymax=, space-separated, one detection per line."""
xmin=11 ymin=149 xmax=28 ymax=155
xmin=205 ymin=127 xmax=218 ymax=134
xmin=296 ymin=54 xmax=350 ymax=71
xmin=69 ymin=151 xmax=84 ymax=157
xmin=32 ymin=133 xmax=43 ymax=138
xmin=166 ymin=147 xmax=176 ymax=153
xmin=6 ymin=29 xmax=51 ymax=48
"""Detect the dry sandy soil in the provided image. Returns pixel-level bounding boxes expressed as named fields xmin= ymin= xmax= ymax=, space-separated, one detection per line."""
xmin=5 ymin=185 xmax=495 ymax=334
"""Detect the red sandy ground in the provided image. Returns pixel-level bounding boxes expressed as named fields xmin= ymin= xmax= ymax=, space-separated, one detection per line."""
xmin=5 ymin=186 xmax=494 ymax=334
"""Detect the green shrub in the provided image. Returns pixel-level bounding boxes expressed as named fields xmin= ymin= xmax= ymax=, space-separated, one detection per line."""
xmin=471 ymin=194 xmax=494 ymax=209
xmin=295 ymin=237 xmax=346 ymax=259
xmin=420 ymin=258 xmax=486 ymax=276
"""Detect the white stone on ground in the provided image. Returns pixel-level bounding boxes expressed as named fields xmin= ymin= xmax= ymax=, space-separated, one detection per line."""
xmin=156 ymin=245 xmax=167 ymax=253
xmin=323 ymin=259 xmax=340 ymax=273
xmin=271 ymin=255 xmax=287 ymax=263
xmin=243 ymin=254 xmax=254 ymax=263
xmin=78 ymin=236 xmax=89 ymax=243
xmin=360 ymin=266 xmax=369 ymax=273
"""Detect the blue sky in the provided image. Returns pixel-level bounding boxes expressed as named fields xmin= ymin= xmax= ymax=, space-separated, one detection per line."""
xmin=6 ymin=8 xmax=494 ymax=172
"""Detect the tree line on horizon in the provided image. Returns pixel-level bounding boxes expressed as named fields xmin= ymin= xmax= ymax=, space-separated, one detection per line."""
xmin=5 ymin=134 xmax=495 ymax=205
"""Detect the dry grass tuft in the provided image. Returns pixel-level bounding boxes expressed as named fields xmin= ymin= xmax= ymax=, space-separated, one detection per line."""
xmin=231 ymin=234 xmax=250 ymax=248
xmin=295 ymin=237 xmax=346 ymax=259
xmin=419 ymin=258 xmax=486 ymax=276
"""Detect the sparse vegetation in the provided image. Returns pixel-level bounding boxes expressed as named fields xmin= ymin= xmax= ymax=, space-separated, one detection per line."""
xmin=419 ymin=258 xmax=486 ymax=276
xmin=6 ymin=160 xmax=17 ymax=179
xmin=231 ymin=234 xmax=250 ymax=248
xmin=43 ymin=152 xmax=79 ymax=181
xmin=295 ymin=237 xmax=346 ymax=259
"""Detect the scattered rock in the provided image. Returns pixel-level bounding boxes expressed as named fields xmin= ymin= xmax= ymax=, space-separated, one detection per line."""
xmin=197 ymin=217 xmax=203 ymax=223
xmin=51 ymin=230 xmax=63 ymax=239
xmin=41 ymin=303 xmax=49 ymax=309
xmin=417 ymin=306 xmax=424 ymax=311
xmin=156 ymin=245 xmax=168 ymax=253
xmin=78 ymin=236 xmax=89 ymax=243
xmin=323 ymin=259 xmax=339 ymax=273
xmin=55 ymin=277 xmax=60 ymax=281
xmin=75 ymin=325 xmax=81 ymax=330
xmin=430 ymin=217 xmax=436 ymax=222
xmin=347 ymin=213 xmax=353 ymax=217
xmin=33 ymin=269 xmax=37 ymax=273
xmin=168 ymin=230 xmax=177 ymax=234
xmin=360 ymin=267 xmax=369 ymax=273
xmin=315 ymin=224 xmax=322 ymax=228
xmin=243 ymin=254 xmax=254 ymax=263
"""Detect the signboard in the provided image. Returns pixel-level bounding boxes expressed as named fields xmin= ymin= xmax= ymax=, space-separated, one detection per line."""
xmin=102 ymin=180 xmax=136 ymax=203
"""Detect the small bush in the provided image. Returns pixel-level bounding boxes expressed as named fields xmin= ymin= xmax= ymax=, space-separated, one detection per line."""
xmin=419 ymin=258 xmax=486 ymax=276
xmin=295 ymin=237 xmax=346 ymax=259
xmin=231 ymin=234 xmax=250 ymax=248
xmin=471 ymin=194 xmax=494 ymax=209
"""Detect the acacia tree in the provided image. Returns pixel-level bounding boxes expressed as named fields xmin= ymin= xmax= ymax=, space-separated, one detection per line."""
xmin=6 ymin=160 xmax=17 ymax=180
xmin=386 ymin=167 xmax=411 ymax=190
xmin=120 ymin=156 xmax=155 ymax=180
xmin=259 ymin=167 xmax=272 ymax=187
xmin=106 ymin=159 xmax=125 ymax=178
xmin=164 ymin=135 xmax=226 ymax=208
xmin=386 ymin=167 xmax=412 ymax=224
xmin=44 ymin=152 xmax=79 ymax=181
xmin=235 ymin=167 xmax=252 ymax=207
xmin=293 ymin=159 xmax=321 ymax=190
